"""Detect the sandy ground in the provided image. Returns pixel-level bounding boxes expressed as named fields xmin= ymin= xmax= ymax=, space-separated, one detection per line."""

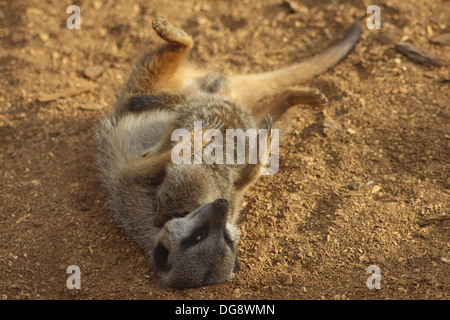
xmin=0 ymin=0 xmax=449 ymax=299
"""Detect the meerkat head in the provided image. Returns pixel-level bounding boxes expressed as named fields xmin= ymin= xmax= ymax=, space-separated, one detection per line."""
xmin=153 ymin=164 xmax=220 ymax=228
xmin=152 ymin=199 xmax=240 ymax=288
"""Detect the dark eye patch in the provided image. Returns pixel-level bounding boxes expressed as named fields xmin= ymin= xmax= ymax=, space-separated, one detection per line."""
xmin=174 ymin=211 xmax=190 ymax=218
xmin=180 ymin=225 xmax=209 ymax=249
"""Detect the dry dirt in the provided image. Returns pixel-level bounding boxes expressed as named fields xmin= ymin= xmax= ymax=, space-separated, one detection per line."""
xmin=1 ymin=0 xmax=449 ymax=300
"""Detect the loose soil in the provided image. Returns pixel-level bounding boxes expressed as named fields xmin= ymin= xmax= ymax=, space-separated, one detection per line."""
xmin=1 ymin=0 xmax=448 ymax=300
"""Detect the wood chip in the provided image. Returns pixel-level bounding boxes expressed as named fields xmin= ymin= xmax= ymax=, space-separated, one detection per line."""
xmin=426 ymin=25 xmax=433 ymax=37
xmin=16 ymin=213 xmax=31 ymax=224
xmin=395 ymin=42 xmax=443 ymax=66
xmin=430 ymin=33 xmax=450 ymax=46
xmin=79 ymin=103 xmax=105 ymax=111
xmin=37 ymin=84 xmax=98 ymax=102
xmin=418 ymin=215 xmax=450 ymax=226
xmin=281 ymin=0 xmax=308 ymax=14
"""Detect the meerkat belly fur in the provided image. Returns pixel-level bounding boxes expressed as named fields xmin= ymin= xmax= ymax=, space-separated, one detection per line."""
xmin=95 ymin=18 xmax=361 ymax=288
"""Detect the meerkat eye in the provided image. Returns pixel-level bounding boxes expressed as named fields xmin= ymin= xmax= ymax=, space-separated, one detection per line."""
xmin=181 ymin=226 xmax=208 ymax=249
xmin=195 ymin=233 xmax=203 ymax=241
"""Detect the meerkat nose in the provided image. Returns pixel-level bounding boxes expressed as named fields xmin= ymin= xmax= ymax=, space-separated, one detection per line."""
xmin=214 ymin=198 xmax=228 ymax=207
xmin=212 ymin=199 xmax=229 ymax=218
xmin=211 ymin=199 xmax=229 ymax=224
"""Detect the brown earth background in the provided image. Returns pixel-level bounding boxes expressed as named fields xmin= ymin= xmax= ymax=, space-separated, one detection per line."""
xmin=1 ymin=0 xmax=449 ymax=300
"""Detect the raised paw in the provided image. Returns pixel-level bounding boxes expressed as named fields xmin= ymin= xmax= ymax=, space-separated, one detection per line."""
xmin=308 ymin=88 xmax=328 ymax=108
xmin=199 ymin=118 xmax=224 ymax=148
xmin=202 ymin=118 xmax=224 ymax=132
xmin=287 ymin=87 xmax=328 ymax=108
xmin=186 ymin=119 xmax=224 ymax=158
xmin=152 ymin=18 xmax=193 ymax=46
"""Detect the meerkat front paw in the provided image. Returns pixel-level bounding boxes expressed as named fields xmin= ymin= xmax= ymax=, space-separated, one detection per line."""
xmin=163 ymin=119 xmax=225 ymax=162
xmin=193 ymin=118 xmax=224 ymax=150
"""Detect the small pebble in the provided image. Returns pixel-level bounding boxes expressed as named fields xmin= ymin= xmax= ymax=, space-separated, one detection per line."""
xmin=283 ymin=274 xmax=293 ymax=285
xmin=82 ymin=65 xmax=105 ymax=80
xmin=349 ymin=182 xmax=360 ymax=190
xmin=371 ymin=185 xmax=381 ymax=194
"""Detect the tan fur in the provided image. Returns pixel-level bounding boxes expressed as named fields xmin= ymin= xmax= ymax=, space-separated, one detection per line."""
xmin=95 ymin=18 xmax=361 ymax=288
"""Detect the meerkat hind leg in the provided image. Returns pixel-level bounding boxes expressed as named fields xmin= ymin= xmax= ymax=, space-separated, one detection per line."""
xmin=253 ymin=87 xmax=327 ymax=124
xmin=117 ymin=19 xmax=194 ymax=108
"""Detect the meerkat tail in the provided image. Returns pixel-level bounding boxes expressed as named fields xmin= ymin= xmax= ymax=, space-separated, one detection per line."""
xmin=229 ymin=19 xmax=362 ymax=106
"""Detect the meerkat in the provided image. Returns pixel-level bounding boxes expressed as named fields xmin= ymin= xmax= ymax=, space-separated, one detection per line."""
xmin=95 ymin=18 xmax=361 ymax=288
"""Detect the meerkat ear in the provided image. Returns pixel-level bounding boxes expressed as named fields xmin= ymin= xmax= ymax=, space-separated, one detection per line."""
xmin=153 ymin=241 xmax=171 ymax=272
